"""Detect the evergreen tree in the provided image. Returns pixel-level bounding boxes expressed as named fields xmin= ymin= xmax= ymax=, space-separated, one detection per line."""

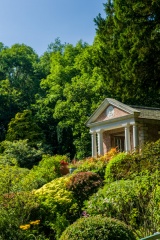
xmin=94 ymin=0 xmax=160 ymax=106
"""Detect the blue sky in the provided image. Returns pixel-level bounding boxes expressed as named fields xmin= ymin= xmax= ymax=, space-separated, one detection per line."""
xmin=0 ymin=0 xmax=105 ymax=56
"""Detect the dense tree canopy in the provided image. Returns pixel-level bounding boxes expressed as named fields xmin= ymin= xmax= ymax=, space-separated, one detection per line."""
xmin=0 ymin=44 xmax=40 ymax=105
xmin=94 ymin=0 xmax=160 ymax=106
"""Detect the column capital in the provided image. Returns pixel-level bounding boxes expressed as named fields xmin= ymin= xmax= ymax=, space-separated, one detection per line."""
xmin=132 ymin=123 xmax=138 ymax=126
xmin=90 ymin=130 xmax=96 ymax=135
xmin=96 ymin=129 xmax=104 ymax=133
xmin=122 ymin=123 xmax=130 ymax=128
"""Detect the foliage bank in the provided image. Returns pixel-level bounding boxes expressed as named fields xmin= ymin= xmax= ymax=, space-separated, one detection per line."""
xmin=84 ymin=172 xmax=160 ymax=238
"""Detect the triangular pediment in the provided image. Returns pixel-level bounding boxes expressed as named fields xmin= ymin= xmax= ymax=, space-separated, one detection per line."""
xmin=86 ymin=98 xmax=140 ymax=126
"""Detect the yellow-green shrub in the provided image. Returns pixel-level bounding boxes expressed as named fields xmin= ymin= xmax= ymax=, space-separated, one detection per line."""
xmin=34 ymin=176 xmax=78 ymax=239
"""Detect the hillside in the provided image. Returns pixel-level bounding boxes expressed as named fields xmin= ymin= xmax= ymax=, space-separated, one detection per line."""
xmin=0 ymin=140 xmax=159 ymax=239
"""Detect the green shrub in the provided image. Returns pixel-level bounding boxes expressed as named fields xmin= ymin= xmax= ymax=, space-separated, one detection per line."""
xmin=59 ymin=215 xmax=136 ymax=240
xmin=0 ymin=140 xmax=44 ymax=169
xmin=105 ymin=140 xmax=160 ymax=182
xmin=105 ymin=153 xmax=133 ymax=182
xmin=0 ymin=165 xmax=29 ymax=193
xmin=66 ymin=171 xmax=102 ymax=208
xmin=140 ymin=139 xmax=160 ymax=172
xmin=21 ymin=154 xmax=69 ymax=190
xmin=74 ymin=157 xmax=107 ymax=179
xmin=0 ymin=191 xmax=38 ymax=240
xmin=84 ymin=172 xmax=160 ymax=238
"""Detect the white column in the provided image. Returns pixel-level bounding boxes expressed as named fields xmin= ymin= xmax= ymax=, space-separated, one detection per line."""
xmin=91 ymin=132 xmax=97 ymax=158
xmin=97 ymin=130 xmax=103 ymax=156
xmin=133 ymin=124 xmax=138 ymax=150
xmin=124 ymin=125 xmax=131 ymax=152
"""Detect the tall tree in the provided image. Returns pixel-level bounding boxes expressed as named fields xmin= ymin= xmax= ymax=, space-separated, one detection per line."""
xmin=94 ymin=0 xmax=160 ymax=106
xmin=54 ymin=44 xmax=109 ymax=158
xmin=34 ymin=41 xmax=88 ymax=157
xmin=0 ymin=44 xmax=40 ymax=108
xmin=0 ymin=80 xmax=19 ymax=141
xmin=0 ymin=44 xmax=44 ymax=140
xmin=94 ymin=1 xmax=122 ymax=100
xmin=114 ymin=0 xmax=160 ymax=106
xmin=6 ymin=110 xmax=44 ymax=145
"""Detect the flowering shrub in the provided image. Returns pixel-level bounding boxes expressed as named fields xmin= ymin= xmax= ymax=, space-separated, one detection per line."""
xmin=59 ymin=215 xmax=136 ymax=240
xmin=48 ymin=155 xmax=69 ymax=176
xmin=60 ymin=160 xmax=69 ymax=175
xmin=21 ymin=219 xmax=40 ymax=228
xmin=66 ymin=172 xmax=102 ymax=208
xmin=74 ymin=148 xmax=118 ymax=179
xmin=19 ymin=220 xmax=48 ymax=239
xmin=60 ymin=160 xmax=69 ymax=166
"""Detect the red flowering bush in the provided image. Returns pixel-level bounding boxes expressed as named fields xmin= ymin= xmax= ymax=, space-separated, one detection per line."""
xmin=60 ymin=160 xmax=68 ymax=166
xmin=66 ymin=172 xmax=102 ymax=207
xmin=60 ymin=160 xmax=69 ymax=175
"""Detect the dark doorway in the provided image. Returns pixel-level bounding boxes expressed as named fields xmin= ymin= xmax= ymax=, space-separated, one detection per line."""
xmin=113 ymin=136 xmax=125 ymax=152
